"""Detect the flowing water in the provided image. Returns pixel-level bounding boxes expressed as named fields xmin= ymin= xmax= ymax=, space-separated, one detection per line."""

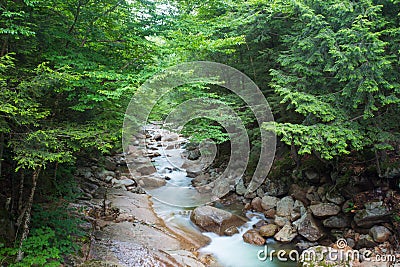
xmin=145 ymin=129 xmax=297 ymax=267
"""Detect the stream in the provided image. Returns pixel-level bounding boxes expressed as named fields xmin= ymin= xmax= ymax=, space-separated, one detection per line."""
xmin=143 ymin=125 xmax=297 ymax=267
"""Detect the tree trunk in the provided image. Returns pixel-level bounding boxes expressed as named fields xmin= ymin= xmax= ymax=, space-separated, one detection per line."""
xmin=16 ymin=168 xmax=40 ymax=262
xmin=18 ymin=172 xmax=25 ymax=212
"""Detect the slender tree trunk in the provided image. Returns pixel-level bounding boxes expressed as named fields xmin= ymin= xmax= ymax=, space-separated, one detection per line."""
xmin=18 ymin=172 xmax=25 ymax=212
xmin=16 ymin=168 xmax=40 ymax=262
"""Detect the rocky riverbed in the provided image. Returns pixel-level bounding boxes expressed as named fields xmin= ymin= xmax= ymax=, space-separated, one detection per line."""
xmin=71 ymin=124 xmax=400 ymax=266
xmin=70 ymin=127 xmax=212 ymax=266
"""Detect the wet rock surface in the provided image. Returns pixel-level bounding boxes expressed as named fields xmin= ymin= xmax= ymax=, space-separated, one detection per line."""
xmin=83 ymin=188 xmax=208 ymax=267
xmin=242 ymin=229 xmax=265 ymax=245
xmin=190 ymin=205 xmax=246 ymax=235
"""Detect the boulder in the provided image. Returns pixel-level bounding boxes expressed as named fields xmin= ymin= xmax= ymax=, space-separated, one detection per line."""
xmin=274 ymin=225 xmax=297 ymax=243
xmin=117 ymin=179 xmax=136 ymax=187
xmin=188 ymin=149 xmax=201 ymax=160
xmin=191 ymin=173 xmax=210 ymax=187
xmin=295 ymin=213 xmax=324 ymax=242
xmin=356 ymin=234 xmax=377 ymax=249
xmin=182 ymin=160 xmax=203 ymax=178
xmin=136 ymin=164 xmax=157 ymax=175
xmin=263 ymin=208 xmax=276 ymax=218
xmin=253 ymin=219 xmax=267 ymax=229
xmin=276 ymin=196 xmax=294 ymax=217
xmin=274 ymin=216 xmax=290 ymax=227
xmin=322 ymin=215 xmax=350 ymax=228
xmin=190 ymin=206 xmax=246 ymax=235
xmin=369 ymin=226 xmax=391 ymax=243
xmin=310 ymin=203 xmax=340 ymax=217
xmin=251 ymin=197 xmax=263 ymax=212
xmin=235 ymin=179 xmax=247 ymax=196
xmin=104 ymin=156 xmax=116 ymax=171
xmin=289 ymin=184 xmax=310 ymax=206
xmin=261 ymin=196 xmax=279 ymax=211
xmin=292 ymin=200 xmax=306 ymax=221
xmin=326 ymin=192 xmax=345 ymax=205
xmin=98 ymin=170 xmax=116 ymax=180
xmin=83 ymin=171 xmax=93 ymax=179
xmin=161 ymin=132 xmax=179 ymax=142
xmin=264 ymin=178 xmax=288 ymax=197
xmin=242 ymin=229 xmax=265 ymax=246
xmin=153 ymin=133 xmax=162 ymax=141
xmin=138 ymin=176 xmax=166 ymax=188
xmin=224 ymin=226 xmax=239 ymax=236
xmin=105 ymin=176 xmax=113 ymax=183
xmin=354 ymin=202 xmax=392 ymax=228
xmin=259 ymin=224 xmax=278 ymax=238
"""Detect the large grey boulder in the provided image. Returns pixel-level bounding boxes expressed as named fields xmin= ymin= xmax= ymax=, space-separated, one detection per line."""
xmin=294 ymin=213 xmax=324 ymax=242
xmin=261 ymin=195 xmax=279 ymax=211
xmin=182 ymin=160 xmax=203 ymax=178
xmin=136 ymin=164 xmax=157 ymax=175
xmin=117 ymin=178 xmax=136 ymax=187
xmin=274 ymin=216 xmax=290 ymax=227
xmin=138 ymin=176 xmax=166 ymax=188
xmin=310 ymin=203 xmax=340 ymax=217
xmin=322 ymin=215 xmax=350 ymax=228
xmin=369 ymin=226 xmax=391 ymax=243
xmin=274 ymin=225 xmax=297 ymax=243
xmin=326 ymin=192 xmax=345 ymax=205
xmin=276 ymin=196 xmax=294 ymax=217
xmin=190 ymin=206 xmax=246 ymax=235
xmin=354 ymin=201 xmax=392 ymax=228
xmin=161 ymin=132 xmax=179 ymax=142
xmin=235 ymin=178 xmax=247 ymax=196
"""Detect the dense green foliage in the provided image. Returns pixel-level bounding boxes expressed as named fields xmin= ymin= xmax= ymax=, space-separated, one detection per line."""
xmin=0 ymin=0 xmax=399 ymax=264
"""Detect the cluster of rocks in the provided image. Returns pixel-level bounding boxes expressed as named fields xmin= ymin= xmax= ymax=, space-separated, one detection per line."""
xmin=77 ymin=128 xmax=185 ymax=196
xmin=75 ymin=157 xmax=144 ymax=200
xmin=235 ymin=179 xmax=398 ymax=266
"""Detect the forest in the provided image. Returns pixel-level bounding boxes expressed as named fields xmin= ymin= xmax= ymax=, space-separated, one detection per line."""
xmin=0 ymin=0 xmax=399 ymax=266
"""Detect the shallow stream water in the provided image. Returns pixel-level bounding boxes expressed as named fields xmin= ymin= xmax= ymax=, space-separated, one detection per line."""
xmin=146 ymin=133 xmax=297 ymax=267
